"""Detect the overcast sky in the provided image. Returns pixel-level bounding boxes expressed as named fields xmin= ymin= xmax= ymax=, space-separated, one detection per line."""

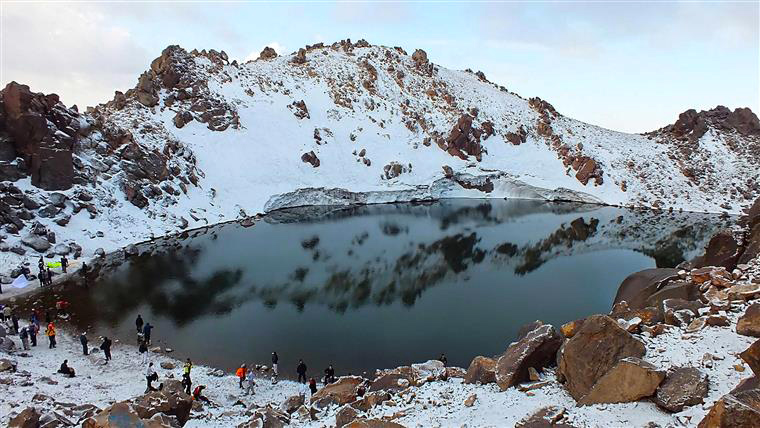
xmin=1 ymin=1 xmax=757 ymax=133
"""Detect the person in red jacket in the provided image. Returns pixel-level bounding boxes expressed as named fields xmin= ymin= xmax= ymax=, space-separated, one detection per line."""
xmin=45 ymin=322 xmax=56 ymax=348
xmin=235 ymin=364 xmax=247 ymax=389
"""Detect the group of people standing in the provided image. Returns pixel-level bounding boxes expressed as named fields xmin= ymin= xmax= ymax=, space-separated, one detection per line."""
xmin=37 ymin=255 xmax=68 ymax=287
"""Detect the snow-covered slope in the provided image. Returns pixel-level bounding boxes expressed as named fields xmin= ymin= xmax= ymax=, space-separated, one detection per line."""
xmin=1 ymin=39 xmax=758 ymax=275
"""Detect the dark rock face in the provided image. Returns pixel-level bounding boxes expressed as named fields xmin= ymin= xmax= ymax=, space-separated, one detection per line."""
xmin=301 ymin=151 xmax=320 ymax=168
xmin=259 ymin=46 xmax=278 ymax=60
xmin=662 ymin=106 xmax=760 ymax=142
xmin=0 ymin=82 xmax=79 ymax=190
xmin=612 ymin=268 xmax=680 ymax=310
xmin=654 ymin=367 xmax=709 ymax=412
xmin=441 ymin=114 xmax=486 ymax=160
xmin=557 ymin=315 xmax=646 ymax=401
xmin=738 ymin=304 xmax=760 ymax=337
xmin=692 ymin=229 xmax=743 ymax=271
xmin=698 ymin=389 xmax=760 ymax=428
xmin=741 ymin=339 xmax=760 ymax=377
xmin=495 ymin=322 xmax=562 ymax=390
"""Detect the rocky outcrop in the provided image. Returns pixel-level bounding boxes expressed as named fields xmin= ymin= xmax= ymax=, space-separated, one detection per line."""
xmin=741 ymin=339 xmax=760 ymax=377
xmin=495 ymin=322 xmax=562 ymax=390
xmin=698 ymin=389 xmax=760 ymax=428
xmin=259 ymin=46 xmax=278 ymax=60
xmin=654 ymin=367 xmax=709 ymax=412
xmin=557 ymin=315 xmax=646 ymax=401
xmin=0 ymin=81 xmax=79 ymax=190
xmin=289 ymin=100 xmax=310 ymax=119
xmin=311 ymin=376 xmax=363 ymax=406
xmin=659 ymin=106 xmax=760 ymax=142
xmin=439 ymin=114 xmax=485 ymax=161
xmin=612 ymin=268 xmax=680 ymax=310
xmin=692 ymin=229 xmax=743 ymax=270
xmin=239 ymin=406 xmax=290 ymax=428
xmin=301 ymin=151 xmax=320 ymax=168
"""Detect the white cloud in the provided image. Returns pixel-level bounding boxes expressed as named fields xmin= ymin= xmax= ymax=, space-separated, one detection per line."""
xmin=243 ymin=42 xmax=287 ymax=62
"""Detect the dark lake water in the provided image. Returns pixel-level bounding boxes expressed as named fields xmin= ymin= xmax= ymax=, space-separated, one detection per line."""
xmin=23 ymin=199 xmax=729 ymax=378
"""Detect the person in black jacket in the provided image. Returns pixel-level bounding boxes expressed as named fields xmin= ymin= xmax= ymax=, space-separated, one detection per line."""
xmin=296 ymin=359 xmax=307 ymax=384
xmin=135 ymin=315 xmax=144 ymax=333
xmin=100 ymin=337 xmax=112 ymax=362
xmin=271 ymin=352 xmax=279 ymax=378
xmin=80 ymin=333 xmax=89 ymax=355
xmin=58 ymin=360 xmax=75 ymax=377
xmin=61 ymin=255 xmax=68 ymax=273
xmin=324 ymin=364 xmax=335 ymax=384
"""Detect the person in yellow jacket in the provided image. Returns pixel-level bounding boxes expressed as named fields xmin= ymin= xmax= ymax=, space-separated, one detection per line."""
xmin=235 ymin=364 xmax=247 ymax=389
xmin=45 ymin=322 xmax=56 ymax=349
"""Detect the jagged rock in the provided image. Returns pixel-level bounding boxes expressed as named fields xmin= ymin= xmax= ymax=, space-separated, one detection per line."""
xmin=495 ymin=322 xmax=562 ymax=390
xmin=129 ymin=380 xmax=192 ymax=425
xmin=0 ymin=358 xmax=17 ymax=372
xmin=577 ymin=357 xmax=664 ymax=405
xmin=291 ymin=48 xmax=307 ymax=65
xmin=159 ymin=361 xmax=174 ymax=370
xmin=740 ymin=339 xmax=760 ymax=376
xmin=173 ymin=110 xmax=193 ymax=129
xmin=290 ymin=100 xmax=309 ymax=119
xmin=280 ymin=394 xmax=304 ymax=414
xmin=654 ymin=367 xmax=709 ymax=412
xmin=350 ymin=391 xmax=390 ymax=412
xmin=463 ymin=394 xmax=477 ymax=407
xmin=740 ymin=222 xmax=760 ymax=265
xmin=311 ymin=376 xmax=363 ymax=405
xmin=301 ymin=151 xmax=320 ymax=168
xmin=515 ymin=406 xmax=570 ymax=428
xmin=344 ymin=420 xmax=405 ymax=428
xmin=557 ymin=315 xmax=646 ymax=401
xmin=613 ymin=268 xmax=680 ymax=310
xmin=692 ymin=229 xmax=743 ymax=271
xmin=738 ymin=304 xmax=760 ymax=337
xmin=239 ymin=405 xmax=290 ymax=428
xmin=8 ymin=407 xmax=41 ymax=428
xmin=369 ymin=372 xmax=411 ymax=393
xmin=81 ymin=402 xmax=170 ymax=428
xmin=21 ymin=234 xmax=51 ymax=252
xmin=698 ymin=389 xmax=760 ymax=428
xmin=259 ymin=47 xmax=278 ymax=60
xmin=464 ymin=356 xmax=497 ymax=385
xmin=336 ymin=405 xmax=359 ymax=428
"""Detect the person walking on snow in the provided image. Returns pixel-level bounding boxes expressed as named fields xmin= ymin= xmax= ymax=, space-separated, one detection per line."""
xmin=142 ymin=323 xmax=153 ymax=344
xmin=271 ymin=352 xmax=279 ymax=383
xmin=182 ymin=359 xmax=192 ymax=395
xmin=146 ymin=362 xmax=159 ymax=392
xmin=46 ymin=322 xmax=56 ymax=348
xmin=297 ymin=359 xmax=307 ymax=384
xmin=324 ymin=364 xmax=335 ymax=384
xmin=139 ymin=341 xmax=149 ymax=364
xmin=80 ymin=332 xmax=89 ymax=355
xmin=60 ymin=255 xmax=68 ymax=273
xmin=11 ymin=312 xmax=19 ymax=334
xmin=100 ymin=336 xmax=112 ymax=362
xmin=309 ymin=377 xmax=318 ymax=395
xmin=28 ymin=322 xmax=37 ymax=347
xmin=135 ymin=314 xmax=144 ymax=334
xmin=236 ymin=364 xmax=247 ymax=389
xmin=245 ymin=370 xmax=256 ymax=395
xmin=19 ymin=326 xmax=30 ymax=350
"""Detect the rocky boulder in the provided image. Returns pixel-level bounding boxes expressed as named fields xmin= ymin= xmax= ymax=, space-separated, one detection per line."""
xmin=612 ymin=268 xmax=680 ymax=310
xmin=259 ymin=47 xmax=278 ymax=60
xmin=8 ymin=407 xmax=41 ymax=428
xmin=740 ymin=339 xmax=760 ymax=376
xmin=739 ymin=304 xmax=760 ymax=337
xmin=495 ymin=322 xmax=562 ymax=390
xmin=557 ymin=315 xmax=646 ymax=401
xmin=464 ymin=356 xmax=497 ymax=385
xmin=280 ymin=394 xmax=305 ymax=414
xmin=311 ymin=376 xmax=363 ymax=406
xmin=654 ymin=367 xmax=709 ymax=412
xmin=577 ymin=357 xmax=664 ymax=405
xmin=698 ymin=389 xmax=760 ymax=428
xmin=692 ymin=229 xmax=744 ymax=271
xmin=239 ymin=406 xmax=290 ymax=428
xmin=82 ymin=402 xmax=174 ymax=428
xmin=345 ymin=420 xmax=405 ymax=428
xmin=336 ymin=405 xmax=359 ymax=428
xmin=129 ymin=379 xmax=192 ymax=425
xmin=515 ymin=406 xmax=572 ymax=428
xmin=301 ymin=151 xmax=320 ymax=168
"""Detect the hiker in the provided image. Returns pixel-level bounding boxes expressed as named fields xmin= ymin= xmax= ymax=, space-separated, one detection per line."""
xmin=271 ymin=352 xmax=279 ymax=382
xmin=439 ymin=353 xmax=448 ymax=367
xmin=182 ymin=359 xmax=192 ymax=395
xmin=245 ymin=369 xmax=256 ymax=395
xmin=297 ymin=359 xmax=307 ymax=384
xmin=11 ymin=312 xmax=19 ymax=334
xmin=236 ymin=364 xmax=247 ymax=389
xmin=19 ymin=326 xmax=30 ymax=350
xmin=0 ymin=304 xmax=6 ymax=322
xmin=135 ymin=315 xmax=144 ymax=334
xmin=146 ymin=362 xmax=159 ymax=392
xmin=28 ymin=323 xmax=37 ymax=347
xmin=46 ymin=322 xmax=56 ymax=348
xmin=309 ymin=377 xmax=318 ymax=395
xmin=192 ymin=385 xmax=210 ymax=403
xmin=143 ymin=323 xmax=153 ymax=344
xmin=56 ymin=300 xmax=69 ymax=317
xmin=324 ymin=364 xmax=336 ymax=384
xmin=100 ymin=336 xmax=112 ymax=362
xmin=61 ymin=255 xmax=68 ymax=273
xmin=58 ymin=360 xmax=75 ymax=377
xmin=46 ymin=267 xmax=53 ymax=286
xmin=139 ymin=341 xmax=149 ymax=364
xmin=81 ymin=262 xmax=89 ymax=288
xmin=38 ymin=257 xmax=44 ymax=272
xmin=80 ymin=332 xmax=89 ymax=355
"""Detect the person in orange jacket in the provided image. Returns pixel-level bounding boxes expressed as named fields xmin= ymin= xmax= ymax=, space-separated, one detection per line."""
xmin=235 ymin=364 xmax=247 ymax=389
xmin=45 ymin=322 xmax=56 ymax=348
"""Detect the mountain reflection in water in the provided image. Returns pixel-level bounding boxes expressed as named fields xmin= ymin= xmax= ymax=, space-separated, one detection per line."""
xmin=43 ymin=199 xmax=730 ymax=375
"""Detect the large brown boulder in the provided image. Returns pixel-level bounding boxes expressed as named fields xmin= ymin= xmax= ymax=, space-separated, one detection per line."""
xmin=336 ymin=405 xmax=359 ymax=428
xmin=740 ymin=339 xmax=760 ymax=376
xmin=738 ymin=304 xmax=760 ymax=337
xmin=464 ymin=356 xmax=497 ymax=385
xmin=345 ymin=419 xmax=406 ymax=428
xmin=612 ymin=268 xmax=680 ymax=310
xmin=698 ymin=389 xmax=760 ymax=428
xmin=311 ymin=376 xmax=363 ymax=405
xmin=495 ymin=322 xmax=562 ymax=390
xmin=369 ymin=372 xmax=412 ymax=392
xmin=129 ymin=380 xmax=192 ymax=425
xmin=557 ymin=315 xmax=646 ymax=401
xmin=692 ymin=229 xmax=744 ymax=271
xmin=301 ymin=151 xmax=320 ymax=167
xmin=577 ymin=357 xmax=664 ymax=405
xmin=82 ymin=402 xmax=174 ymax=428
xmin=8 ymin=407 xmax=41 ymax=428
xmin=238 ymin=406 xmax=290 ymax=428
xmin=739 ymin=222 xmax=760 ymax=265
xmin=654 ymin=367 xmax=709 ymax=412
xmin=515 ymin=406 xmax=576 ymax=427
xmin=259 ymin=46 xmax=278 ymax=60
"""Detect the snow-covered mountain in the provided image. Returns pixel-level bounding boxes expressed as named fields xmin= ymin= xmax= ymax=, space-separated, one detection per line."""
xmin=1 ymin=39 xmax=759 ymax=272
